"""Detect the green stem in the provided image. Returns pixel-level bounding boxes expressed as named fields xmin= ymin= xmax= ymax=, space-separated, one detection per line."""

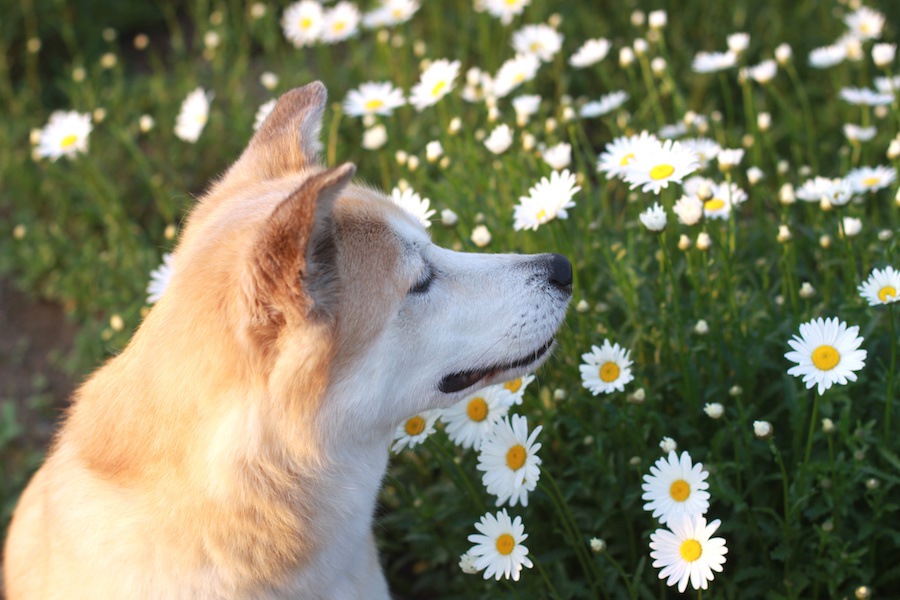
xmin=886 ymin=304 xmax=897 ymax=440
xmin=532 ymin=555 xmax=563 ymax=600
xmin=803 ymin=390 xmax=821 ymax=469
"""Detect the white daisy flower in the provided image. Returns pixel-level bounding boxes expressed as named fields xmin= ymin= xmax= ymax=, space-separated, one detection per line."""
xmin=391 ymin=409 xmax=440 ymax=453
xmin=36 ymin=110 xmax=92 ymax=161
xmin=842 ymin=124 xmax=877 ymax=143
xmin=727 ymin=32 xmax=750 ymax=54
xmin=680 ymin=137 xmax=720 ymax=168
xmin=362 ymin=0 xmax=419 ymax=28
xmin=493 ymin=53 xmax=540 ymax=98
xmin=389 ymin=186 xmax=435 ymax=228
xmin=703 ymin=403 xmax=724 ymax=419
xmin=639 ymin=202 xmax=667 ymax=232
xmin=641 ymin=450 xmax=711 ymax=525
xmin=745 ymin=59 xmax=777 ymax=84
xmin=282 ymin=0 xmax=323 ymax=47
xmin=874 ymin=75 xmax=900 ymax=94
xmin=673 ymin=194 xmax=704 ymax=226
xmin=512 ymin=94 xmax=541 ymax=123
xmin=409 ymin=59 xmax=460 ymax=111
xmin=174 ymin=87 xmax=211 ymax=143
xmin=500 ymin=374 xmax=535 ymax=405
xmin=484 ymin=124 xmax=514 ymax=154
xmin=146 ymin=252 xmax=174 ymax=304
xmin=846 ymin=165 xmax=896 ymax=193
xmin=466 ymin=509 xmax=533 ymax=581
xmin=579 ymin=339 xmax=634 ymax=395
xmin=858 ymin=266 xmax=900 ymax=306
xmin=692 ymin=51 xmax=737 ymax=73
xmin=362 ymin=124 xmax=388 ymax=150
xmin=596 ymin=131 xmax=658 ymax=179
xmin=809 ymin=44 xmax=847 ymax=68
xmin=343 ymin=81 xmax=406 ymax=117
xmin=569 ymin=38 xmax=612 ymax=68
xmin=752 ymin=420 xmax=773 ymax=439
xmin=580 ymin=90 xmax=628 ymax=118
xmin=649 ymin=514 xmax=728 ymax=593
xmin=512 ymin=23 xmax=562 ymax=63
xmin=623 ymin=139 xmax=699 ymax=194
xmin=659 ymin=436 xmax=678 ymax=453
xmin=476 ymin=414 xmax=542 ymax=507
xmin=716 ymin=148 xmax=744 ymax=171
xmin=442 ymin=386 xmax=515 ymax=450
xmin=541 ymin=142 xmax=571 ymax=170
xmin=513 ymin=169 xmax=580 ymax=231
xmin=480 ymin=0 xmax=531 ymax=26
xmin=840 ymin=87 xmax=893 ymax=106
xmin=785 ymin=317 xmax=867 ymax=395
xmin=845 ymin=6 xmax=885 ymax=41
xmin=253 ymin=99 xmax=277 ymax=131
xmin=702 ymin=181 xmax=747 ymax=220
xmin=320 ymin=1 xmax=361 ymax=44
xmin=795 ymin=176 xmax=852 ymax=206
xmin=842 ymin=216 xmax=862 ymax=237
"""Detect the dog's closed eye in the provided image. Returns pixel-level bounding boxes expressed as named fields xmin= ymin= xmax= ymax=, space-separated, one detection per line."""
xmin=408 ymin=266 xmax=434 ymax=295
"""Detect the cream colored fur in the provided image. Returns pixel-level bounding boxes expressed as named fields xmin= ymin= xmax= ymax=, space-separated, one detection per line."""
xmin=3 ymin=82 xmax=571 ymax=599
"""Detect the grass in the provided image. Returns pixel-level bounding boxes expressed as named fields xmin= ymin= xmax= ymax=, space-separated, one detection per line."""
xmin=1 ymin=0 xmax=899 ymax=597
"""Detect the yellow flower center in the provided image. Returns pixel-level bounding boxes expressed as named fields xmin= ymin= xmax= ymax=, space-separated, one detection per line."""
xmin=392 ymin=8 xmax=404 ymax=17
xmin=333 ymin=21 xmax=346 ymax=32
xmin=496 ymin=533 xmax=515 ymax=555
xmin=679 ymin=539 xmax=703 ymax=562
xmin=530 ymin=42 xmax=542 ymax=53
xmin=619 ymin=152 xmax=635 ymax=167
xmin=704 ymin=198 xmax=726 ymax=211
xmin=300 ymin=17 xmax=312 ymax=29
xmin=650 ymin=164 xmax=676 ymax=180
xmin=506 ymin=444 xmax=527 ymax=470
xmin=504 ymin=378 xmax=523 ymax=393
xmin=364 ymin=99 xmax=385 ymax=111
xmin=599 ymin=361 xmax=620 ymax=383
xmin=60 ymin=134 xmax=78 ymax=149
xmin=467 ymin=397 xmax=488 ymax=422
xmin=513 ymin=72 xmax=526 ymax=83
xmin=878 ymin=285 xmax=897 ymax=302
xmin=505 ymin=0 xmax=518 ymax=5
xmin=536 ymin=209 xmax=547 ymax=221
xmin=862 ymin=176 xmax=880 ymax=187
xmin=404 ymin=416 xmax=425 ymax=436
xmin=811 ymin=344 xmax=840 ymax=371
xmin=669 ymin=479 xmax=691 ymax=502
xmin=431 ymin=80 xmax=447 ymax=97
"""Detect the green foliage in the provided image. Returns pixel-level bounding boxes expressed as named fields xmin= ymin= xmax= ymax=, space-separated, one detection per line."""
xmin=1 ymin=0 xmax=898 ymax=597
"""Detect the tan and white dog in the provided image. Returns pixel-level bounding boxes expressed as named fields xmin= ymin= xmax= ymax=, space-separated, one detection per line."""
xmin=3 ymin=82 xmax=572 ymax=599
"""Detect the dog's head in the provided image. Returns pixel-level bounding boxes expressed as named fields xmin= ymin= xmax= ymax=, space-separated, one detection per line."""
xmin=160 ymin=82 xmax=571 ymax=439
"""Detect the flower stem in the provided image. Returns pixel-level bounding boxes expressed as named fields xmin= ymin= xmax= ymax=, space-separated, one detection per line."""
xmin=803 ymin=390 xmax=821 ymax=469
xmin=886 ymin=303 xmax=897 ymax=440
xmin=532 ymin=554 xmax=563 ymax=600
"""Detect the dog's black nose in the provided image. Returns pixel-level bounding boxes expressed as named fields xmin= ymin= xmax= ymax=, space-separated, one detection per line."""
xmin=547 ymin=253 xmax=573 ymax=291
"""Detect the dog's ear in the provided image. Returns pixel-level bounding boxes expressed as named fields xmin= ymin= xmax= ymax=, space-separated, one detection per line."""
xmin=226 ymin=82 xmax=327 ymax=185
xmin=246 ymin=163 xmax=355 ymax=332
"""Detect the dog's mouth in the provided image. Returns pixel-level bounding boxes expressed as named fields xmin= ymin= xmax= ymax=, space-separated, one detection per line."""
xmin=438 ymin=338 xmax=556 ymax=394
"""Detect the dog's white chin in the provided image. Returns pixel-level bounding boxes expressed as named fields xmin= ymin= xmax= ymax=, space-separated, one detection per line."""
xmin=437 ymin=337 xmax=556 ymax=395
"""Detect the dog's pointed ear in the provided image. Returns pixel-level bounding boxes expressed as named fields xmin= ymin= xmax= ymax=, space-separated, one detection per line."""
xmin=228 ymin=82 xmax=327 ymax=183
xmin=246 ymin=163 xmax=355 ymax=329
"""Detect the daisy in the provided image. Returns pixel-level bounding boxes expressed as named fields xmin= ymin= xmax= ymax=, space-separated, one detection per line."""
xmin=343 ymin=81 xmax=405 ymax=117
xmin=623 ymin=139 xmax=699 ymax=194
xmin=362 ymin=0 xmax=419 ymax=28
xmin=846 ymin=165 xmax=896 ymax=193
xmin=389 ymin=186 xmax=435 ymax=227
xmin=35 ymin=110 xmax=92 ymax=161
xmin=282 ymin=0 xmax=323 ymax=47
xmin=174 ymin=87 xmax=211 ymax=143
xmin=484 ymin=124 xmax=513 ymax=154
xmin=409 ymin=59 xmax=460 ymax=111
xmin=785 ymin=317 xmax=867 ymax=395
xmin=845 ymin=6 xmax=885 ymax=41
xmin=512 ymin=24 xmax=562 ymax=63
xmin=493 ymin=53 xmax=540 ymax=98
xmin=541 ymin=142 xmax=571 ymax=170
xmin=716 ymin=148 xmax=744 ymax=171
xmin=480 ymin=0 xmax=530 ymax=26
xmin=795 ymin=176 xmax=852 ymax=206
xmin=253 ymin=99 xmax=276 ymax=131
xmin=391 ymin=409 xmax=440 ymax=453
xmin=727 ymin=32 xmax=750 ymax=54
xmin=512 ymin=94 xmax=541 ymax=124
xmin=692 ymin=51 xmax=737 ymax=73
xmin=442 ymin=386 xmax=515 ymax=450
xmin=809 ymin=44 xmax=847 ymax=68
xmin=680 ymin=137 xmax=720 ymax=167
xmin=839 ymin=87 xmax=893 ymax=106
xmin=702 ymin=181 xmax=747 ymax=220
xmin=745 ymin=59 xmax=777 ymax=84
xmin=513 ymin=169 xmax=580 ymax=231
xmin=580 ymin=339 xmax=634 ymax=395
xmin=858 ymin=266 xmax=900 ymax=305
xmin=476 ymin=414 xmax=542 ymax=507
xmin=466 ymin=509 xmax=533 ymax=581
xmin=320 ymin=2 xmax=361 ymax=44
xmin=569 ymin=38 xmax=612 ymax=68
xmin=639 ymin=202 xmax=667 ymax=232
xmin=874 ymin=75 xmax=900 ymax=94
xmin=649 ymin=514 xmax=728 ymax=593
xmin=641 ymin=450 xmax=710 ymax=524
xmin=146 ymin=252 xmax=174 ymax=304
xmin=596 ymin=131 xmax=658 ymax=180
xmin=501 ymin=374 xmax=535 ymax=405
xmin=673 ymin=194 xmax=704 ymax=226
xmin=579 ymin=90 xmax=628 ymax=118
xmin=842 ymin=124 xmax=877 ymax=143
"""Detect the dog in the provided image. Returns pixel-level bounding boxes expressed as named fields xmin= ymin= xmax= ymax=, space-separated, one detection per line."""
xmin=3 ymin=81 xmax=572 ymax=599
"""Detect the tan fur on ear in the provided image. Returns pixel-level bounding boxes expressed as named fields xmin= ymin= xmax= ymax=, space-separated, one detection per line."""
xmin=246 ymin=163 xmax=356 ymax=331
